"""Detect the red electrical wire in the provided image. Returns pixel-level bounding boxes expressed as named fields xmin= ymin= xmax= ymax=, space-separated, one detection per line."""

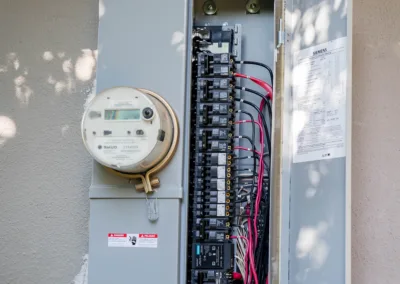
xmin=235 ymin=74 xmax=273 ymax=246
xmin=232 ymin=272 xmax=243 ymax=280
xmin=233 ymin=149 xmax=260 ymax=283
xmin=247 ymin=212 xmax=258 ymax=284
xmin=235 ymin=75 xmax=274 ymax=283
xmin=234 ymin=120 xmax=264 ymax=284
xmin=234 ymin=146 xmax=262 ymax=157
xmin=235 ymin=120 xmax=264 ymax=245
xmin=234 ymin=73 xmax=273 ymax=101
xmin=234 ymin=72 xmax=273 ymax=148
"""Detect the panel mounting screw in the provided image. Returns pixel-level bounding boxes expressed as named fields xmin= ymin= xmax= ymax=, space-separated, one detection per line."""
xmin=203 ymin=0 xmax=217 ymax=15
xmin=246 ymin=0 xmax=260 ymax=14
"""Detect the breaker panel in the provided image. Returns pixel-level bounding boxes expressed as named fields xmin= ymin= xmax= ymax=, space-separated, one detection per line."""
xmin=87 ymin=0 xmax=278 ymax=283
xmin=187 ymin=23 xmax=272 ymax=284
xmin=83 ymin=0 xmax=350 ymax=283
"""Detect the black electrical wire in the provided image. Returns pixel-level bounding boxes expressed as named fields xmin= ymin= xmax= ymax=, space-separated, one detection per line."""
xmin=233 ymin=114 xmax=257 ymax=253
xmin=235 ymin=87 xmax=273 ymax=198
xmin=233 ymin=169 xmax=255 ymax=173
xmin=235 ymin=86 xmax=272 ymax=122
xmin=235 ymin=98 xmax=271 ymax=155
xmin=234 ymin=135 xmax=256 ymax=151
xmin=236 ymin=214 xmax=257 ymax=218
xmin=237 ymin=174 xmax=269 ymax=179
xmin=234 ymin=156 xmax=257 ymax=160
xmin=233 ymin=113 xmax=260 ymax=278
xmin=236 ymin=103 xmax=272 ymax=282
xmin=254 ymin=187 xmax=271 ymax=282
xmin=233 ymin=156 xmax=269 ymax=170
xmin=257 ymin=198 xmax=271 ymax=283
xmin=235 ymin=94 xmax=272 ymax=212
xmin=235 ymin=96 xmax=271 ymax=151
xmin=234 ymin=197 xmax=251 ymax=203
xmin=235 ymin=110 xmax=257 ymax=154
xmin=233 ymin=64 xmax=274 ymax=283
xmin=234 ymin=184 xmax=256 ymax=188
xmin=237 ymin=175 xmax=265 ymax=179
xmin=235 ymin=111 xmax=257 ymax=189
xmin=256 ymin=216 xmax=270 ymax=283
xmin=235 ymin=60 xmax=274 ymax=87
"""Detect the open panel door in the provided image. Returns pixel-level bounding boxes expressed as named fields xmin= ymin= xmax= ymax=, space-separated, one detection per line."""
xmin=271 ymin=0 xmax=352 ymax=283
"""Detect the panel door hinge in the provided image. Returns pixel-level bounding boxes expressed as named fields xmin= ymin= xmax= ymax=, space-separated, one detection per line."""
xmin=277 ymin=18 xmax=285 ymax=48
xmin=275 ymin=18 xmax=285 ymax=62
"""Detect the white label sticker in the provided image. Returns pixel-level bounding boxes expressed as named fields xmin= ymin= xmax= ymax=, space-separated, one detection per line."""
xmin=108 ymin=233 xmax=158 ymax=248
xmin=217 ymin=166 xmax=226 ymax=178
xmin=217 ymin=204 xmax=225 ymax=216
xmin=218 ymin=191 xmax=226 ymax=203
xmin=95 ymin=137 xmax=148 ymax=166
xmin=218 ymin=153 xmax=226 ymax=165
xmin=292 ymin=37 xmax=347 ymax=163
xmin=111 ymin=100 xmax=135 ymax=108
xmin=217 ymin=179 xmax=225 ymax=191
xmin=221 ymin=66 xmax=229 ymax=74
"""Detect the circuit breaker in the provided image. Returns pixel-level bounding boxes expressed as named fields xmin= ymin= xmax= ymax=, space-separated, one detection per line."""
xmin=84 ymin=1 xmax=352 ymax=284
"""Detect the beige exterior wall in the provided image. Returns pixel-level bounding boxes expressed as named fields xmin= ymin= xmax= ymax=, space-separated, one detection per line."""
xmin=352 ymin=0 xmax=400 ymax=283
xmin=0 ymin=0 xmax=97 ymax=283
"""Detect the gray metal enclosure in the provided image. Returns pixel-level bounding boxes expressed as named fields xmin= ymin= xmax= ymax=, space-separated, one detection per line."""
xmin=88 ymin=0 xmax=188 ymax=283
xmin=88 ymin=0 xmax=352 ymax=284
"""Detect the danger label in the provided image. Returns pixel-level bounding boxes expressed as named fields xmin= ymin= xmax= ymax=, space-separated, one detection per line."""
xmin=108 ymin=233 xmax=158 ymax=248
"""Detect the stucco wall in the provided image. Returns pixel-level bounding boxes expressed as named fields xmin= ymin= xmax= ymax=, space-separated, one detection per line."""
xmin=0 ymin=0 xmax=399 ymax=283
xmin=352 ymin=0 xmax=400 ymax=283
xmin=0 ymin=0 xmax=97 ymax=283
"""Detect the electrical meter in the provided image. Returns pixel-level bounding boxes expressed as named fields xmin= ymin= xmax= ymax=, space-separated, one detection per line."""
xmin=81 ymin=87 xmax=178 ymax=180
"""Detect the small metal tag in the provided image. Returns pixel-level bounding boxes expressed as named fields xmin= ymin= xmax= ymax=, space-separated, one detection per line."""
xmin=146 ymin=198 xmax=159 ymax=222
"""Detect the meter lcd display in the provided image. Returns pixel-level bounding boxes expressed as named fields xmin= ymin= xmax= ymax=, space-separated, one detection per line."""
xmin=104 ymin=109 xmax=141 ymax=120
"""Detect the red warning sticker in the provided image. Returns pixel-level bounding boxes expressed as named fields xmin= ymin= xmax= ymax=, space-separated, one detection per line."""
xmin=108 ymin=233 xmax=158 ymax=248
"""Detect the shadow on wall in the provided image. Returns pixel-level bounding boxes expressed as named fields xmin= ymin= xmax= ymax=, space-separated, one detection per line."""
xmin=0 ymin=49 xmax=97 ymax=104
xmin=0 ymin=0 xmax=99 ymax=284
xmin=0 ymin=0 xmax=108 ymax=147
xmin=0 ymin=48 xmax=97 ymax=146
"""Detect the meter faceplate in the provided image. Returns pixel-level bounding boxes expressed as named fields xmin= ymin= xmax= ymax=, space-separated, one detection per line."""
xmin=82 ymin=87 xmax=173 ymax=173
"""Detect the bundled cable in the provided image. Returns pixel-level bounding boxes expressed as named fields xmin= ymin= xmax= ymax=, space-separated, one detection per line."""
xmin=233 ymin=64 xmax=273 ymax=284
xmin=234 ymin=98 xmax=271 ymax=155
xmin=235 ymin=60 xmax=273 ymax=87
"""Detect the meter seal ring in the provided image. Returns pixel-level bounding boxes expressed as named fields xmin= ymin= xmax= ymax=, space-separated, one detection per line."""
xmin=105 ymin=88 xmax=179 ymax=193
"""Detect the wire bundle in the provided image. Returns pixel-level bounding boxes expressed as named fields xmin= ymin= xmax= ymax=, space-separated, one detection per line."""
xmin=233 ymin=61 xmax=273 ymax=284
